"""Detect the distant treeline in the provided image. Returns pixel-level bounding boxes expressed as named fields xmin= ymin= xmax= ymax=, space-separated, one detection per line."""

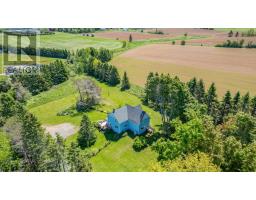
xmin=0 ymin=45 xmax=70 ymax=59
xmin=2 ymin=29 xmax=54 ymax=36
xmin=55 ymin=28 xmax=101 ymax=34
xmin=215 ymin=39 xmax=256 ymax=49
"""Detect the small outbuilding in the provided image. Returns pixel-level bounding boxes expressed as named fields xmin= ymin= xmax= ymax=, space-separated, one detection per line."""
xmin=107 ymin=105 xmax=150 ymax=135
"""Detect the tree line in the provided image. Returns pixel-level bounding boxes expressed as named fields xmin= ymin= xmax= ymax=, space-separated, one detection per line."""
xmin=11 ymin=60 xmax=69 ymax=95
xmin=71 ymin=47 xmax=121 ymax=86
xmin=216 ymin=39 xmax=256 ymax=49
xmin=141 ymin=72 xmax=256 ymax=172
xmin=227 ymin=29 xmax=256 ymax=37
xmin=56 ymin=28 xmax=100 ymax=34
xmin=0 ymin=45 xmax=70 ymax=59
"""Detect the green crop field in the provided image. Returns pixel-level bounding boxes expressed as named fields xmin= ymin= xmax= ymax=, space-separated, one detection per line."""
xmin=27 ymin=76 xmax=161 ymax=172
xmin=0 ymin=32 xmax=123 ymax=50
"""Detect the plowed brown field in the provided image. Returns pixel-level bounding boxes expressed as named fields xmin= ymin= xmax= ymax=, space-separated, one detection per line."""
xmin=111 ymin=44 xmax=256 ymax=96
xmin=95 ymin=29 xmax=256 ymax=46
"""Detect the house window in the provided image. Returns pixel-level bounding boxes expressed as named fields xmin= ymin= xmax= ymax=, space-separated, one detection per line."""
xmin=141 ymin=127 xmax=145 ymax=130
xmin=115 ymin=126 xmax=118 ymax=129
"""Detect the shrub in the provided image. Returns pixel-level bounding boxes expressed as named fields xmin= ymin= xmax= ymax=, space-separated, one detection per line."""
xmin=76 ymin=100 xmax=89 ymax=112
xmin=133 ymin=136 xmax=148 ymax=151
xmin=57 ymin=105 xmax=76 ymax=116
xmin=122 ymin=41 xmax=127 ymax=48
xmin=0 ymin=80 xmax=11 ymax=93
xmin=215 ymin=40 xmax=244 ymax=48
xmin=181 ymin=40 xmax=186 ymax=45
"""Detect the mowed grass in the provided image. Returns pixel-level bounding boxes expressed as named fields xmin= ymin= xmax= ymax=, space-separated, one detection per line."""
xmin=0 ymin=53 xmax=60 ymax=73
xmin=112 ymin=44 xmax=256 ymax=97
xmin=0 ymin=32 xmax=123 ymax=50
xmin=28 ymin=76 xmax=161 ymax=171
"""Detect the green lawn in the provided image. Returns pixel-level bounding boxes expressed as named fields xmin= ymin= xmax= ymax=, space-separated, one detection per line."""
xmin=0 ymin=53 xmax=60 ymax=74
xmin=28 ymin=76 xmax=161 ymax=172
xmin=0 ymin=32 xmax=123 ymax=50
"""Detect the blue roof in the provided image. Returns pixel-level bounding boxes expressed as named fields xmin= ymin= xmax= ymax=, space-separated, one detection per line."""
xmin=111 ymin=105 xmax=149 ymax=124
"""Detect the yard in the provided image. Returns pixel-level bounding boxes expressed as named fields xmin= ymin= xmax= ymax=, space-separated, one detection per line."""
xmin=27 ymin=76 xmax=161 ymax=172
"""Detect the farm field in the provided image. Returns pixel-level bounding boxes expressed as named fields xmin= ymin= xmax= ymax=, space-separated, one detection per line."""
xmin=0 ymin=53 xmax=59 ymax=73
xmin=111 ymin=44 xmax=256 ymax=96
xmin=186 ymin=35 xmax=256 ymax=46
xmin=0 ymin=32 xmax=123 ymax=50
xmin=144 ymin=28 xmax=256 ymax=46
xmin=94 ymin=30 xmax=173 ymax=41
xmin=28 ymin=76 xmax=161 ymax=172
xmin=145 ymin=28 xmax=220 ymax=37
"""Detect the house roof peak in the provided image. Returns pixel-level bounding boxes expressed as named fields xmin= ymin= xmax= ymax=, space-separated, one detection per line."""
xmin=111 ymin=104 xmax=148 ymax=124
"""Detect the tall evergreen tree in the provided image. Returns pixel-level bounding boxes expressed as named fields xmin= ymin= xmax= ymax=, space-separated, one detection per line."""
xmin=77 ymin=114 xmax=96 ymax=149
xmin=206 ymin=83 xmax=220 ymax=124
xmin=0 ymin=93 xmax=16 ymax=119
xmin=251 ymin=96 xmax=256 ymax=117
xmin=187 ymin=77 xmax=197 ymax=96
xmin=220 ymin=91 xmax=232 ymax=122
xmin=67 ymin=142 xmax=92 ymax=172
xmin=42 ymin=134 xmax=67 ymax=172
xmin=232 ymin=91 xmax=241 ymax=113
xmin=195 ymin=79 xmax=205 ymax=103
xmin=108 ymin=66 xmax=120 ymax=86
xmin=144 ymin=72 xmax=154 ymax=104
xmin=18 ymin=111 xmax=46 ymax=171
xmin=228 ymin=30 xmax=233 ymax=37
xmin=206 ymin=83 xmax=218 ymax=113
xmin=242 ymin=92 xmax=250 ymax=113
xmin=121 ymin=71 xmax=131 ymax=91
xmin=129 ymin=34 xmax=133 ymax=42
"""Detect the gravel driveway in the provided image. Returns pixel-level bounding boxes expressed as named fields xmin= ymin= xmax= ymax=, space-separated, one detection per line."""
xmin=43 ymin=123 xmax=78 ymax=138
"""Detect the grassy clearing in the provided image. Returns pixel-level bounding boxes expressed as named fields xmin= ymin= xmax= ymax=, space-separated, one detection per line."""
xmin=91 ymin=135 xmax=157 ymax=172
xmin=28 ymin=76 xmax=161 ymax=171
xmin=0 ymin=32 xmax=123 ymax=50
